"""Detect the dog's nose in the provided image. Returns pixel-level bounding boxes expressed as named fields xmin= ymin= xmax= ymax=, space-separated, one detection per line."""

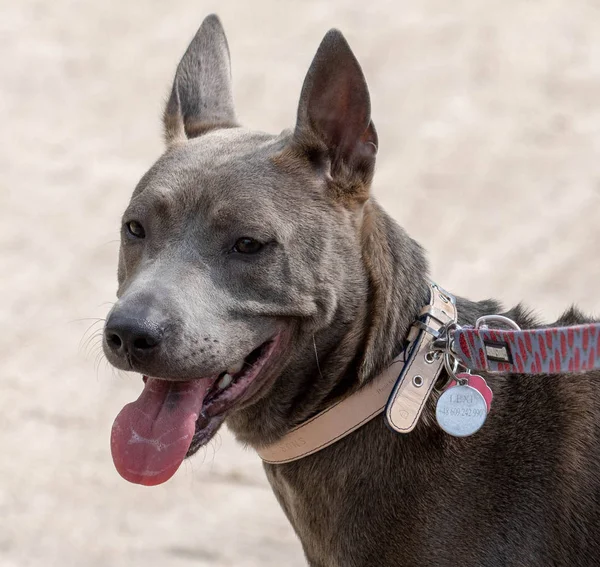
xmin=104 ymin=314 xmax=164 ymax=357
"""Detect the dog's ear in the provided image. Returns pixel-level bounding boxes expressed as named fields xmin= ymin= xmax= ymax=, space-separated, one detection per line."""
xmin=293 ymin=30 xmax=377 ymax=194
xmin=163 ymin=14 xmax=237 ymax=144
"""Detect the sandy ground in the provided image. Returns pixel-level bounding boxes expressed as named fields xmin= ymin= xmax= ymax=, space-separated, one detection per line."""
xmin=1 ymin=1 xmax=599 ymax=566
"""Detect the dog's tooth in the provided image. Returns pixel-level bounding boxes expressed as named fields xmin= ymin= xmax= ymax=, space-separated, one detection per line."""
xmin=218 ymin=373 xmax=233 ymax=389
xmin=227 ymin=360 xmax=244 ymax=375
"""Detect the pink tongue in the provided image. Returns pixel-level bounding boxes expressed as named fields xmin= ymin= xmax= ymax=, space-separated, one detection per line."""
xmin=111 ymin=378 xmax=212 ymax=486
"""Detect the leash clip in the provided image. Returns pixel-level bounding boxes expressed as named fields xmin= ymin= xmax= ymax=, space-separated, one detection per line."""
xmin=430 ymin=321 xmax=459 ymax=353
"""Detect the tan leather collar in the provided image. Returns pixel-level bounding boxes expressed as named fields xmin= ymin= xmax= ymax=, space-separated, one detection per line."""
xmin=257 ymin=283 xmax=457 ymax=464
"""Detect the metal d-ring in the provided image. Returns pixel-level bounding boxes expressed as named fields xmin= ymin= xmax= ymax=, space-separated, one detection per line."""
xmin=475 ymin=314 xmax=521 ymax=331
xmin=443 ymin=351 xmax=469 ymax=387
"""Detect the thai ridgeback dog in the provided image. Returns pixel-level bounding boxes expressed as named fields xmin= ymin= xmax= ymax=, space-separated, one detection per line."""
xmin=103 ymin=14 xmax=600 ymax=566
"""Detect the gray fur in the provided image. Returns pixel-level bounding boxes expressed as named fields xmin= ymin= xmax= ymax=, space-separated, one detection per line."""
xmin=104 ymin=15 xmax=600 ymax=566
xmin=163 ymin=14 xmax=237 ymax=143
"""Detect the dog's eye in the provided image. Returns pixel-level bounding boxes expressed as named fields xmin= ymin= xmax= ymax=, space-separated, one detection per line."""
xmin=125 ymin=220 xmax=145 ymax=239
xmin=232 ymin=237 xmax=263 ymax=254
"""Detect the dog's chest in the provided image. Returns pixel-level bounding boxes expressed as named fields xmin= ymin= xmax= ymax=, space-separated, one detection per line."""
xmin=263 ymin=441 xmax=433 ymax=567
xmin=265 ymin=464 xmax=353 ymax=566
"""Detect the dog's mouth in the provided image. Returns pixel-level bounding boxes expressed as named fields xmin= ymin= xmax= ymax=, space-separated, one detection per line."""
xmin=110 ymin=335 xmax=281 ymax=486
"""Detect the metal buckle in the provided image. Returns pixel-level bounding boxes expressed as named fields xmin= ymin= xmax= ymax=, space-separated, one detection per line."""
xmin=413 ymin=320 xmax=441 ymax=338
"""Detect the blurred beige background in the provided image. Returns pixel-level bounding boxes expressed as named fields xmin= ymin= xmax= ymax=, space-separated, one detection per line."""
xmin=1 ymin=1 xmax=599 ymax=566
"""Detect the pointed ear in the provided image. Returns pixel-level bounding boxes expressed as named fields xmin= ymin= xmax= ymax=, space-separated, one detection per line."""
xmin=163 ymin=14 xmax=237 ymax=144
xmin=293 ymin=30 xmax=377 ymax=189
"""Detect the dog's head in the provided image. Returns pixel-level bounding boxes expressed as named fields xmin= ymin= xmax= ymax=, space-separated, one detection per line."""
xmin=104 ymin=15 xmax=378 ymax=485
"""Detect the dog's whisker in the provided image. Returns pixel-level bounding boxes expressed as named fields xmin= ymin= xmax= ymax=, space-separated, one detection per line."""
xmin=212 ymin=433 xmax=222 ymax=461
xmin=87 ymin=341 xmax=103 ymax=356
xmin=93 ymin=348 xmax=104 ymax=366
xmin=83 ymin=341 xmax=102 ymax=362
xmin=312 ymin=335 xmax=324 ymax=381
xmin=82 ymin=330 xmax=104 ymax=357
xmin=79 ymin=318 xmax=103 ymax=334
xmin=198 ymin=445 xmax=208 ymax=466
xmin=75 ymin=318 xmax=105 ymax=353
xmin=94 ymin=350 xmax=108 ymax=380
xmin=110 ymin=366 xmax=128 ymax=380
xmin=78 ymin=319 xmax=103 ymax=343
xmin=79 ymin=321 xmax=105 ymax=352
xmin=70 ymin=317 xmax=106 ymax=324
xmin=108 ymin=361 xmax=121 ymax=382
xmin=208 ymin=437 xmax=218 ymax=468
xmin=88 ymin=344 xmax=105 ymax=362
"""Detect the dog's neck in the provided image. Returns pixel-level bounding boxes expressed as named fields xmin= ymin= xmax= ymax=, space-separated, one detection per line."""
xmin=228 ymin=199 xmax=430 ymax=448
xmin=356 ymin=200 xmax=430 ymax=380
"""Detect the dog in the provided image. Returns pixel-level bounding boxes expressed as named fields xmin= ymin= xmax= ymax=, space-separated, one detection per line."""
xmin=103 ymin=14 xmax=600 ymax=566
